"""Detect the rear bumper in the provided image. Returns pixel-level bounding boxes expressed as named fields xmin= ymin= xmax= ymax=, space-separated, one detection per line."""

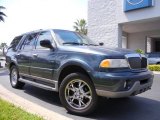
xmin=96 ymin=80 xmax=153 ymax=98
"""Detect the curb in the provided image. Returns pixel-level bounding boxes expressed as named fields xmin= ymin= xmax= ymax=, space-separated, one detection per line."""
xmin=0 ymin=85 xmax=73 ymax=120
xmin=153 ymin=71 xmax=160 ymax=75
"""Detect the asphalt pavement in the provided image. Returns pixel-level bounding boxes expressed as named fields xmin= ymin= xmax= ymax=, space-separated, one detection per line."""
xmin=0 ymin=70 xmax=160 ymax=120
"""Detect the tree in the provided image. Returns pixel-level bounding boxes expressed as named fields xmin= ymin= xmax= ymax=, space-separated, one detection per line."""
xmin=73 ymin=19 xmax=87 ymax=35
xmin=0 ymin=6 xmax=6 ymax=22
xmin=0 ymin=42 xmax=7 ymax=50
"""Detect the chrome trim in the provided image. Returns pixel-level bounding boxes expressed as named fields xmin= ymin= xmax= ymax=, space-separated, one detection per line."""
xmin=125 ymin=53 xmax=147 ymax=70
xmin=30 ymin=66 xmax=53 ymax=71
xmin=125 ymin=53 xmax=141 ymax=58
xmin=18 ymin=65 xmax=53 ymax=71
xmin=19 ymin=78 xmax=57 ymax=91
xmin=19 ymin=73 xmax=58 ymax=91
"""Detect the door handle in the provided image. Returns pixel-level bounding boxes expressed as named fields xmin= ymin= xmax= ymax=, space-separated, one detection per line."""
xmin=33 ymin=54 xmax=38 ymax=57
xmin=17 ymin=53 xmax=20 ymax=56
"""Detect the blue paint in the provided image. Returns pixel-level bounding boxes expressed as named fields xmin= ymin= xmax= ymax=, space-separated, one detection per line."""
xmin=124 ymin=0 xmax=154 ymax=12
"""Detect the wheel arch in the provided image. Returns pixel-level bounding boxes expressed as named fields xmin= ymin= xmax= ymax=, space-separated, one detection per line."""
xmin=9 ymin=61 xmax=18 ymax=73
xmin=57 ymin=61 xmax=94 ymax=88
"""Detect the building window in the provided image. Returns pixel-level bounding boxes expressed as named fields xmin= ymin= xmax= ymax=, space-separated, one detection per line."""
xmin=122 ymin=36 xmax=127 ymax=49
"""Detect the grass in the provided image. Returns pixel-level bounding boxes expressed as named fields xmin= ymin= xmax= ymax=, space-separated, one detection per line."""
xmin=0 ymin=98 xmax=43 ymax=120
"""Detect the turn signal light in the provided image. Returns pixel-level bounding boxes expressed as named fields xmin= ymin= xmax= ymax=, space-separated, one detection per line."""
xmin=100 ymin=59 xmax=110 ymax=68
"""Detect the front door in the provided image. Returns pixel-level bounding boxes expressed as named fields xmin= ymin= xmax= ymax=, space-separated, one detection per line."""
xmin=30 ymin=31 xmax=57 ymax=80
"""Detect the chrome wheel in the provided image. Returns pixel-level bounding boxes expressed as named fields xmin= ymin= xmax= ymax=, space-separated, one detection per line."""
xmin=11 ymin=68 xmax=18 ymax=86
xmin=65 ymin=79 xmax=92 ymax=110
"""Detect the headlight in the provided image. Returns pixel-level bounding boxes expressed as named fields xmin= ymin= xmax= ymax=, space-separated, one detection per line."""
xmin=100 ymin=59 xmax=128 ymax=68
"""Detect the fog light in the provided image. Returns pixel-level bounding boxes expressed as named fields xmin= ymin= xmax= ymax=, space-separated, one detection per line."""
xmin=124 ymin=81 xmax=127 ymax=88
xmin=124 ymin=80 xmax=132 ymax=90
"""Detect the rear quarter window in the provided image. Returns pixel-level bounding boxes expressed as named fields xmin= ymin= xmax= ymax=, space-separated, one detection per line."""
xmin=9 ymin=35 xmax=23 ymax=50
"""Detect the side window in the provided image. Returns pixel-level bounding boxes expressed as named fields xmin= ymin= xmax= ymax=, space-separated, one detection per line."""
xmin=9 ymin=36 xmax=23 ymax=50
xmin=22 ymin=33 xmax=38 ymax=50
xmin=36 ymin=31 xmax=53 ymax=49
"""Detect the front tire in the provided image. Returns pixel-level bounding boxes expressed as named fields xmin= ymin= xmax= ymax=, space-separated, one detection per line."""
xmin=10 ymin=65 xmax=25 ymax=89
xmin=59 ymin=73 xmax=97 ymax=115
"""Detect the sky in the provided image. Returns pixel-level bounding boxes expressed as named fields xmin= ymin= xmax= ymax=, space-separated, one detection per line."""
xmin=0 ymin=0 xmax=88 ymax=45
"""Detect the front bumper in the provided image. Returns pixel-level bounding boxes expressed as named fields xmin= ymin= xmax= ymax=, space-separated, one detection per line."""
xmin=93 ymin=70 xmax=154 ymax=98
xmin=96 ymin=80 xmax=153 ymax=98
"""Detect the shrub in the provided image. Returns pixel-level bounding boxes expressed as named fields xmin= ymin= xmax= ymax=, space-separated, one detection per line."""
xmin=148 ymin=65 xmax=160 ymax=71
xmin=135 ymin=49 xmax=144 ymax=54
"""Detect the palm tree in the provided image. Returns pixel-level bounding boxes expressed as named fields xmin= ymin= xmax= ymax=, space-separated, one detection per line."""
xmin=73 ymin=19 xmax=87 ymax=35
xmin=0 ymin=42 xmax=7 ymax=49
xmin=0 ymin=6 xmax=6 ymax=22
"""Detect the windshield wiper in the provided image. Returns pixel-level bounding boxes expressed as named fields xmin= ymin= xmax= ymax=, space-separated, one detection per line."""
xmin=63 ymin=42 xmax=88 ymax=45
xmin=63 ymin=42 xmax=98 ymax=46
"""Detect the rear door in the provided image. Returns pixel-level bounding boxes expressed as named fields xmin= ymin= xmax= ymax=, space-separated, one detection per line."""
xmin=17 ymin=33 xmax=38 ymax=75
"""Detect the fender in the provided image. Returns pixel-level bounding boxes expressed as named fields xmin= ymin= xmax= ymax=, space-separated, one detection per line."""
xmin=56 ymin=59 xmax=94 ymax=81
xmin=6 ymin=55 xmax=18 ymax=70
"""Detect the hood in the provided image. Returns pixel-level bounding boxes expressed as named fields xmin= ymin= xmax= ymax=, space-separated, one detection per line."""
xmin=59 ymin=45 xmax=135 ymax=58
xmin=88 ymin=46 xmax=134 ymax=55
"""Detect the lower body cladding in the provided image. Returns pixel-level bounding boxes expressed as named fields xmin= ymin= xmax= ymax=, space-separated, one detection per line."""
xmin=94 ymin=70 xmax=154 ymax=98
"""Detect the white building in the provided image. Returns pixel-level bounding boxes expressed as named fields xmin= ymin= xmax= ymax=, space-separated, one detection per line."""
xmin=88 ymin=0 xmax=160 ymax=53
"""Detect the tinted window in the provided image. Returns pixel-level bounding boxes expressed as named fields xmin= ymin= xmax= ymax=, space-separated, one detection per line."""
xmin=22 ymin=33 xmax=38 ymax=50
xmin=9 ymin=36 xmax=23 ymax=50
xmin=36 ymin=31 xmax=53 ymax=49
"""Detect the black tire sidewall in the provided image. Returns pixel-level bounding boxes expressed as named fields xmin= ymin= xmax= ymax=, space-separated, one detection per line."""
xmin=59 ymin=73 xmax=97 ymax=115
xmin=10 ymin=65 xmax=24 ymax=88
xmin=10 ymin=66 xmax=19 ymax=88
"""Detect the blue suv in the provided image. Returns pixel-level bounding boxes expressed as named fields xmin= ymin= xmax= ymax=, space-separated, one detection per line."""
xmin=6 ymin=29 xmax=154 ymax=115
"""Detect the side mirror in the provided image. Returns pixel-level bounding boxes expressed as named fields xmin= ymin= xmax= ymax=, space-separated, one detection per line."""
xmin=40 ymin=40 xmax=53 ymax=49
xmin=99 ymin=42 xmax=104 ymax=46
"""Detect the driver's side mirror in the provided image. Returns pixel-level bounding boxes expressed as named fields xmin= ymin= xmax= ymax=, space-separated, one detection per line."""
xmin=99 ymin=42 xmax=104 ymax=46
xmin=40 ymin=40 xmax=54 ymax=49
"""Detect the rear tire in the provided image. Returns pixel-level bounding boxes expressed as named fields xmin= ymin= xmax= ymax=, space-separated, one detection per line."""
xmin=10 ymin=65 xmax=25 ymax=89
xmin=59 ymin=73 xmax=97 ymax=115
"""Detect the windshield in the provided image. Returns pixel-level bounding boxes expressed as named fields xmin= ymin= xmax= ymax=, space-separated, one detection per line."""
xmin=53 ymin=29 xmax=97 ymax=46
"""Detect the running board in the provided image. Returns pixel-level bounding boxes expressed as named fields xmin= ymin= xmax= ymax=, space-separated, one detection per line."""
xmin=19 ymin=78 xmax=58 ymax=91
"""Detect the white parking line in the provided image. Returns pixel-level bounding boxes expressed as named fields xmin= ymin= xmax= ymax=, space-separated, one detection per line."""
xmin=0 ymin=85 xmax=73 ymax=120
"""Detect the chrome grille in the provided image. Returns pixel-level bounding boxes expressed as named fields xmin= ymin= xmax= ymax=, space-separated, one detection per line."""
xmin=125 ymin=54 xmax=147 ymax=69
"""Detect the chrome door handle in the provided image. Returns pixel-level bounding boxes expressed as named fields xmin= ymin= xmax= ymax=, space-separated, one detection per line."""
xmin=33 ymin=54 xmax=38 ymax=57
xmin=17 ymin=53 xmax=20 ymax=56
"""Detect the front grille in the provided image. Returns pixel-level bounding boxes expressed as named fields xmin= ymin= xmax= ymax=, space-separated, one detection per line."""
xmin=125 ymin=54 xmax=147 ymax=69
xmin=141 ymin=57 xmax=147 ymax=68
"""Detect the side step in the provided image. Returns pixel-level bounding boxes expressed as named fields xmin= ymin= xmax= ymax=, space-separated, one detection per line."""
xmin=19 ymin=78 xmax=58 ymax=91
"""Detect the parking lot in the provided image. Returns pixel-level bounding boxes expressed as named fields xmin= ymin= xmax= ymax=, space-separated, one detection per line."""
xmin=0 ymin=70 xmax=160 ymax=120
